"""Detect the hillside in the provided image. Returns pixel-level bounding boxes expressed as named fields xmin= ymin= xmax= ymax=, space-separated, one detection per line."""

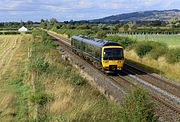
xmin=90 ymin=9 xmax=180 ymax=22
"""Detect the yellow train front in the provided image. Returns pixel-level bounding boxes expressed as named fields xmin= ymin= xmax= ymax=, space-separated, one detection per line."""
xmin=101 ymin=43 xmax=124 ymax=73
xmin=71 ymin=35 xmax=125 ymax=74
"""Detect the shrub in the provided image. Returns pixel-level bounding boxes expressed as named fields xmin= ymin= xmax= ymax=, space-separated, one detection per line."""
xmin=135 ymin=42 xmax=153 ymax=58
xmin=149 ymin=42 xmax=168 ymax=60
xmin=120 ymin=88 xmax=158 ymax=122
xmin=166 ymin=48 xmax=180 ymax=63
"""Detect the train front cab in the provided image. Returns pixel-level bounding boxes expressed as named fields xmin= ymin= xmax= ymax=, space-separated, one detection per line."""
xmin=101 ymin=45 xmax=124 ymax=73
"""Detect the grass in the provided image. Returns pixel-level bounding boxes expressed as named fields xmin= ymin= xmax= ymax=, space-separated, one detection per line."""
xmin=0 ymin=31 xmax=158 ymax=121
xmin=32 ymin=30 xmax=157 ymax=121
xmin=112 ymin=34 xmax=180 ymax=48
xmin=30 ymin=31 xmax=123 ymax=121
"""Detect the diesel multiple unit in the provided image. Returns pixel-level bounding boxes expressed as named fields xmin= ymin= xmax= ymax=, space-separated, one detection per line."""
xmin=71 ymin=35 xmax=124 ymax=73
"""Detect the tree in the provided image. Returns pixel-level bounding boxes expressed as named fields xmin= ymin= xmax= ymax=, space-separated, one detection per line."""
xmin=40 ymin=20 xmax=49 ymax=29
xmin=169 ymin=18 xmax=180 ymax=28
xmin=123 ymin=24 xmax=129 ymax=32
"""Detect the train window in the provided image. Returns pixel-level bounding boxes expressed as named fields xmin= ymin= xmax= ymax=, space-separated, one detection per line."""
xmin=103 ymin=48 xmax=124 ymax=60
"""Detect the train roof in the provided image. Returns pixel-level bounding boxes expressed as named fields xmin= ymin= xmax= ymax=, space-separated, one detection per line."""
xmin=72 ymin=35 xmax=120 ymax=48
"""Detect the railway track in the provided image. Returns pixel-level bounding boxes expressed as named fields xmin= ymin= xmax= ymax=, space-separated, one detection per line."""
xmin=124 ymin=64 xmax=180 ymax=100
xmin=48 ymin=32 xmax=180 ymax=121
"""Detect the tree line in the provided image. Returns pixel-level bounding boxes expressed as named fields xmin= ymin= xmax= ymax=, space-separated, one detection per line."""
xmin=0 ymin=18 xmax=179 ymax=33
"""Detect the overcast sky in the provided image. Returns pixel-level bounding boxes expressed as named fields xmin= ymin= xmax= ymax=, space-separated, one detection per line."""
xmin=0 ymin=0 xmax=179 ymax=22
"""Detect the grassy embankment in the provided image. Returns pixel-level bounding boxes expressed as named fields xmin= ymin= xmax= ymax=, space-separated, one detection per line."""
xmin=0 ymin=30 xmax=157 ymax=121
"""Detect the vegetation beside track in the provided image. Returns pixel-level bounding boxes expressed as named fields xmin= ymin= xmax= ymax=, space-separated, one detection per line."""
xmin=0 ymin=29 xmax=158 ymax=121
xmin=0 ymin=30 xmax=157 ymax=122
xmin=51 ymin=29 xmax=180 ymax=81
xmin=35 ymin=29 xmax=158 ymax=121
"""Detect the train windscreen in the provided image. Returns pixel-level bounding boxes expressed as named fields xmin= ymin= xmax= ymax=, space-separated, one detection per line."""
xmin=104 ymin=48 xmax=124 ymax=60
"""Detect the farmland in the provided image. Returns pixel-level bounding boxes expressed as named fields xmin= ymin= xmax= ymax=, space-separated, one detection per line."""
xmin=0 ymin=35 xmax=30 ymax=121
xmin=0 ymin=35 xmax=23 ymax=76
xmin=114 ymin=33 xmax=180 ymax=48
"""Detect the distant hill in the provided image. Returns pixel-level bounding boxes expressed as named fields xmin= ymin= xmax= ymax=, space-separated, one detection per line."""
xmin=90 ymin=9 xmax=180 ymax=22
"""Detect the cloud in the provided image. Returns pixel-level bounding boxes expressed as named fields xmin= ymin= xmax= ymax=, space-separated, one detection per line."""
xmin=0 ymin=0 xmax=179 ymax=21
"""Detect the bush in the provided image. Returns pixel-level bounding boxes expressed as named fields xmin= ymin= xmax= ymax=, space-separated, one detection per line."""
xmin=166 ymin=48 xmax=180 ymax=63
xmin=120 ymin=88 xmax=158 ymax=122
xmin=135 ymin=42 xmax=153 ymax=58
xmin=149 ymin=42 xmax=168 ymax=60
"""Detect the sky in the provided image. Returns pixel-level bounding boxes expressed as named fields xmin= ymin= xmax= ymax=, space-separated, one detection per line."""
xmin=0 ymin=0 xmax=179 ymax=22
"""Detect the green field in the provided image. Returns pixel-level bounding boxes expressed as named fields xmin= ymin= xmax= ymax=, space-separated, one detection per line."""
xmin=115 ymin=34 xmax=180 ymax=48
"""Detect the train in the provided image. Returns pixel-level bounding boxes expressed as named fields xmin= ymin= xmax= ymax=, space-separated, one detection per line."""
xmin=71 ymin=35 xmax=125 ymax=73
